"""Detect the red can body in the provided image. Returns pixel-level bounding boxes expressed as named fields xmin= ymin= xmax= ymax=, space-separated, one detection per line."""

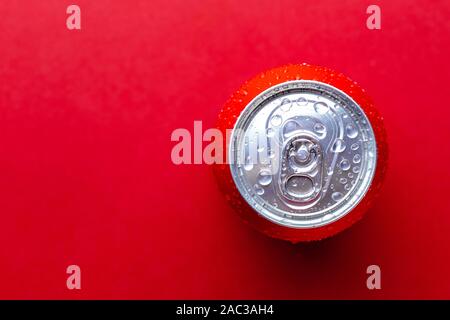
xmin=214 ymin=64 xmax=388 ymax=242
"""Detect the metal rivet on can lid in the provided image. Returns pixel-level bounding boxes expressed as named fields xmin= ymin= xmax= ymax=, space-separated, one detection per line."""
xmin=229 ymin=80 xmax=377 ymax=229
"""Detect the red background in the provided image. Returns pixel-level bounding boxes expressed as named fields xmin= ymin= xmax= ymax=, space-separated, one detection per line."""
xmin=0 ymin=0 xmax=449 ymax=299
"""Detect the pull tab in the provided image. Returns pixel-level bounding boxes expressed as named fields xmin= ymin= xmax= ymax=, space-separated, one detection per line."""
xmin=279 ymin=135 xmax=323 ymax=204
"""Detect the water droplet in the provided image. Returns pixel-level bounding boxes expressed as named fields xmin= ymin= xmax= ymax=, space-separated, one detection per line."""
xmin=257 ymin=146 xmax=265 ymax=153
xmin=280 ymin=98 xmax=292 ymax=111
xmin=268 ymin=150 xmax=275 ymax=158
xmin=332 ymin=192 xmax=344 ymax=202
xmin=348 ymin=172 xmax=354 ymax=178
xmin=266 ymin=128 xmax=275 ymax=138
xmin=244 ymin=156 xmax=253 ymax=171
xmin=345 ymin=124 xmax=358 ymax=138
xmin=313 ymin=123 xmax=327 ymax=138
xmin=344 ymin=184 xmax=351 ymax=191
xmin=352 ymin=166 xmax=360 ymax=173
xmin=351 ymin=143 xmax=359 ymax=151
xmin=339 ymin=158 xmax=351 ymax=171
xmin=270 ymin=115 xmax=282 ymax=127
xmin=254 ymin=184 xmax=264 ymax=195
xmin=327 ymin=166 xmax=334 ymax=175
xmin=339 ymin=178 xmax=347 ymax=184
xmin=353 ymin=154 xmax=361 ymax=164
xmin=257 ymin=169 xmax=272 ymax=186
xmin=283 ymin=120 xmax=300 ymax=137
xmin=295 ymin=97 xmax=307 ymax=106
xmin=331 ymin=139 xmax=346 ymax=153
xmin=313 ymin=102 xmax=329 ymax=114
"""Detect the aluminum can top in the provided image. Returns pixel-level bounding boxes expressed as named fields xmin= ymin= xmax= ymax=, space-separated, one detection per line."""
xmin=229 ymin=80 xmax=377 ymax=228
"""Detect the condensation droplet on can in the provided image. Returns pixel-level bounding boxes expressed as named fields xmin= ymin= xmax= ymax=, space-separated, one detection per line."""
xmin=331 ymin=139 xmax=346 ymax=153
xmin=254 ymin=184 xmax=264 ymax=195
xmin=345 ymin=124 xmax=358 ymax=139
xmin=313 ymin=101 xmax=329 ymax=114
xmin=257 ymin=169 xmax=273 ymax=186
xmin=270 ymin=115 xmax=282 ymax=127
xmin=332 ymin=192 xmax=344 ymax=202
xmin=339 ymin=158 xmax=351 ymax=171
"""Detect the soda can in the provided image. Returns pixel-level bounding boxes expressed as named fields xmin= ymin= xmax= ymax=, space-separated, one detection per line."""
xmin=214 ymin=64 xmax=387 ymax=242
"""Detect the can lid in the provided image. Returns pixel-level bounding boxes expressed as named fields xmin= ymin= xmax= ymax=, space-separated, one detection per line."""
xmin=229 ymin=80 xmax=377 ymax=228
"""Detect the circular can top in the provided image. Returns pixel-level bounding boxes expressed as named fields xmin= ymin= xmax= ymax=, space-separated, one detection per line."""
xmin=229 ymin=80 xmax=377 ymax=228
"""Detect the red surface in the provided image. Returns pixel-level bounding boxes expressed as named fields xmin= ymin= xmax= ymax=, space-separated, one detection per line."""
xmin=0 ymin=0 xmax=449 ymax=299
xmin=215 ymin=64 xmax=388 ymax=242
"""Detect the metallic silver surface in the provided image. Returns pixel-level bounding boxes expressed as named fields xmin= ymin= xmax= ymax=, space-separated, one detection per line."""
xmin=229 ymin=80 xmax=377 ymax=228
